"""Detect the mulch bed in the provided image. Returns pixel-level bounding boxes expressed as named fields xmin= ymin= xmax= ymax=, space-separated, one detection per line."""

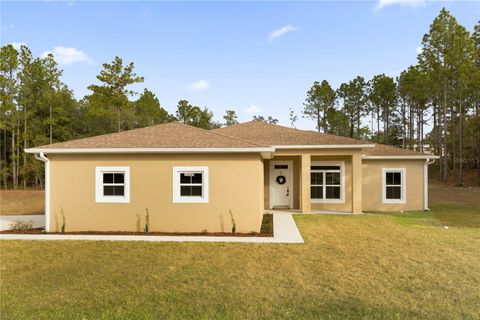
xmin=1 ymin=215 xmax=274 ymax=237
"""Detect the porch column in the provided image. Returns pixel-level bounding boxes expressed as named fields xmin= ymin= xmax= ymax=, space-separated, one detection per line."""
xmin=300 ymin=154 xmax=311 ymax=213
xmin=352 ymin=152 xmax=363 ymax=214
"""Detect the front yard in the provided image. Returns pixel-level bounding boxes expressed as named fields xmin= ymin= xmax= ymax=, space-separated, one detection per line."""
xmin=1 ymin=204 xmax=479 ymax=319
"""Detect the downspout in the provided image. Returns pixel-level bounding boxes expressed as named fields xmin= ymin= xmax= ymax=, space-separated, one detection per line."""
xmin=424 ymin=158 xmax=436 ymax=211
xmin=34 ymin=152 xmax=50 ymax=232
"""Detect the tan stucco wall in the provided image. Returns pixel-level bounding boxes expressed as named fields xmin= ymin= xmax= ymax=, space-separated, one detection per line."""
xmin=362 ymin=159 xmax=425 ymax=211
xmin=48 ymin=153 xmax=264 ymax=233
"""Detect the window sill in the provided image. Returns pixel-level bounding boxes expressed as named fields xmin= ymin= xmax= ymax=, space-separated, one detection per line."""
xmin=96 ymin=196 xmax=130 ymax=204
xmin=173 ymin=197 xmax=209 ymax=204
xmin=382 ymin=200 xmax=406 ymax=204
xmin=311 ymin=199 xmax=345 ymax=204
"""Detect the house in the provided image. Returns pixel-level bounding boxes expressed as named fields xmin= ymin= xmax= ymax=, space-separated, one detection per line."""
xmin=26 ymin=121 xmax=439 ymax=233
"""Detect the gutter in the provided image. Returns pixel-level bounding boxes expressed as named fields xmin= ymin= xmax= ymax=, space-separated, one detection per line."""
xmin=272 ymin=144 xmax=375 ymax=149
xmin=423 ymin=158 xmax=436 ymax=211
xmin=34 ymin=152 xmax=50 ymax=232
xmin=363 ymin=155 xmax=441 ymax=160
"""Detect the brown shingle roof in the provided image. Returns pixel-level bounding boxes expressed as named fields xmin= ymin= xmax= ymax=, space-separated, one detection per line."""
xmin=33 ymin=122 xmax=268 ymax=149
xmin=212 ymin=121 xmax=368 ymax=146
xmin=28 ymin=120 xmax=437 ymax=158
xmin=213 ymin=121 xmax=435 ymax=157
xmin=362 ymin=143 xmax=431 ymax=157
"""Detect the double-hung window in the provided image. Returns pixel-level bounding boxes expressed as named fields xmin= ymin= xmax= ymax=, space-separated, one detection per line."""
xmin=173 ymin=166 xmax=209 ymax=203
xmin=95 ymin=166 xmax=130 ymax=203
xmin=310 ymin=162 xmax=344 ymax=203
xmin=382 ymin=168 xmax=406 ymax=204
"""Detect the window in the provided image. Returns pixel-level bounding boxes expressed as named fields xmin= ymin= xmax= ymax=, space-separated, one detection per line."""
xmin=95 ymin=167 xmax=130 ymax=203
xmin=382 ymin=168 xmax=406 ymax=204
xmin=310 ymin=162 xmax=344 ymax=203
xmin=173 ymin=166 xmax=209 ymax=203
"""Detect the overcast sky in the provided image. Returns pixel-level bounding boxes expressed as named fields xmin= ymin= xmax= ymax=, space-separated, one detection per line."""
xmin=2 ymin=0 xmax=479 ymax=129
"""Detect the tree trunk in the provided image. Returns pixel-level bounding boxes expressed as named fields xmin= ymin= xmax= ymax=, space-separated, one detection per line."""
xmin=50 ymin=104 xmax=53 ymax=144
xmin=401 ymin=101 xmax=406 ymax=149
xmin=117 ymin=106 xmax=121 ymax=132
xmin=317 ymin=109 xmax=321 ymax=133
xmin=371 ymin=113 xmax=374 ymax=139
xmin=12 ymin=131 xmax=17 ymax=190
xmin=377 ymin=108 xmax=380 ymax=143
xmin=442 ymin=80 xmax=448 ymax=182
xmin=23 ymin=105 xmax=27 ymax=190
xmin=409 ymin=106 xmax=414 ymax=150
xmin=420 ymin=110 xmax=424 ymax=152
xmin=2 ymin=128 xmax=6 ymax=163
xmin=458 ymin=99 xmax=463 ymax=186
xmin=384 ymin=106 xmax=389 ymax=145
xmin=416 ymin=106 xmax=421 ymax=152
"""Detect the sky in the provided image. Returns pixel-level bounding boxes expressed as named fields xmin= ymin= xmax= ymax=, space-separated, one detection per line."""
xmin=1 ymin=0 xmax=479 ymax=130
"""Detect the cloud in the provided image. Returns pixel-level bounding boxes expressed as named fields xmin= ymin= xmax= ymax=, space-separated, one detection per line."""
xmin=41 ymin=46 xmax=92 ymax=65
xmin=375 ymin=0 xmax=426 ymax=10
xmin=9 ymin=42 xmax=26 ymax=50
xmin=268 ymin=25 xmax=298 ymax=42
xmin=188 ymin=80 xmax=210 ymax=91
xmin=416 ymin=46 xmax=423 ymax=55
xmin=244 ymin=105 xmax=261 ymax=115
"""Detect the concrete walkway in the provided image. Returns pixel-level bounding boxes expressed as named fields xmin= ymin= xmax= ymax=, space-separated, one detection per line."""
xmin=0 ymin=213 xmax=304 ymax=244
xmin=0 ymin=215 xmax=45 ymax=231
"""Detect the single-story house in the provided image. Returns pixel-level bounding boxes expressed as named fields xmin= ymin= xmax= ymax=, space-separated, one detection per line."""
xmin=26 ymin=121 xmax=439 ymax=233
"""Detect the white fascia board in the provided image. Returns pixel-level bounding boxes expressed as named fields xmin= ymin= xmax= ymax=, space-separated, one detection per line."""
xmin=363 ymin=155 xmax=441 ymax=160
xmin=272 ymin=144 xmax=375 ymax=149
xmin=25 ymin=147 xmax=275 ymax=154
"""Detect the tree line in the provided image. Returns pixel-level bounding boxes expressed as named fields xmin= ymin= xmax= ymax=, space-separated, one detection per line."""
xmin=301 ymin=9 xmax=479 ymax=186
xmin=0 ymin=8 xmax=478 ymax=189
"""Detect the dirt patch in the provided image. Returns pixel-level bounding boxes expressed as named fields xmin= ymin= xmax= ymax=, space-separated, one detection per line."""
xmin=0 ymin=189 xmax=44 ymax=215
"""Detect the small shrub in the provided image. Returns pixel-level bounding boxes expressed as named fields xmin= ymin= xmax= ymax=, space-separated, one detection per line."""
xmin=9 ymin=220 xmax=33 ymax=231
xmin=144 ymin=208 xmax=150 ymax=233
xmin=201 ymin=229 xmax=208 ymax=234
xmin=229 ymin=210 xmax=236 ymax=234
xmin=60 ymin=207 xmax=66 ymax=233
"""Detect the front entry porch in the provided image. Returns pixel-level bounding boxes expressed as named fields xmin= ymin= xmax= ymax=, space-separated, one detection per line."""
xmin=264 ymin=151 xmax=363 ymax=214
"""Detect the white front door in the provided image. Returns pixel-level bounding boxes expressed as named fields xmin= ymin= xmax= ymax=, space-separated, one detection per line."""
xmin=269 ymin=161 xmax=293 ymax=209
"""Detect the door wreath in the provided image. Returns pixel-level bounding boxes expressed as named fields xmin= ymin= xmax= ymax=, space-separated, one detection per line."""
xmin=276 ymin=175 xmax=287 ymax=185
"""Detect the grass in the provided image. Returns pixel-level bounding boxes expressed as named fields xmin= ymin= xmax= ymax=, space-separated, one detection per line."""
xmin=260 ymin=213 xmax=273 ymax=234
xmin=0 ymin=190 xmax=44 ymax=215
xmin=367 ymin=203 xmax=480 ymax=228
xmin=1 ymin=206 xmax=479 ymax=319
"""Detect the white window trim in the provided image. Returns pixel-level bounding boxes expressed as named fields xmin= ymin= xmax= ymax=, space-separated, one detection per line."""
xmin=173 ymin=166 xmax=209 ymax=204
xmin=382 ymin=168 xmax=407 ymax=204
xmin=95 ymin=166 xmax=130 ymax=203
xmin=310 ymin=161 xmax=345 ymax=204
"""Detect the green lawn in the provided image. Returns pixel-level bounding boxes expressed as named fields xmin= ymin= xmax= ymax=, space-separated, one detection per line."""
xmin=1 ymin=205 xmax=479 ymax=319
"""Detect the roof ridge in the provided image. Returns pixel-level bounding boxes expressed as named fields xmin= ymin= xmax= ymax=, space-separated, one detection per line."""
xmin=207 ymin=128 xmax=268 ymax=148
xmin=176 ymin=122 xmax=267 ymax=147
xmin=215 ymin=120 xmax=370 ymax=144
